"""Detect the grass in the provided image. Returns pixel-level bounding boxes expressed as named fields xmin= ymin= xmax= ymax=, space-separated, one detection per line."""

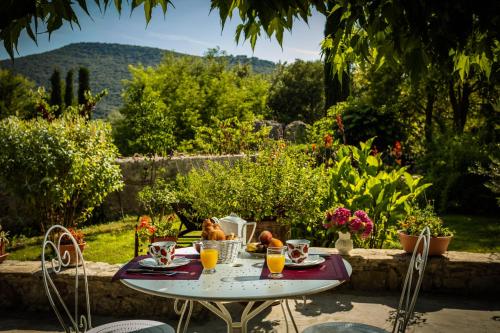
xmin=7 ymin=214 xmax=499 ymax=264
xmin=442 ymin=214 xmax=500 ymax=253
xmin=8 ymin=216 xmax=202 ymax=264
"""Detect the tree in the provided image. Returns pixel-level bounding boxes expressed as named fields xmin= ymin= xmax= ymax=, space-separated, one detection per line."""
xmin=49 ymin=69 xmax=63 ymax=113
xmin=0 ymin=69 xmax=36 ymax=119
xmin=64 ymin=70 xmax=74 ymax=107
xmin=78 ymin=67 xmax=90 ymax=106
xmin=267 ymin=60 xmax=324 ymax=124
xmin=115 ymin=53 xmax=270 ymax=155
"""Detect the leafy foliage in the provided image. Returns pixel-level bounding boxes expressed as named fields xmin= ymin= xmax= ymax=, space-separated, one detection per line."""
xmin=399 ymin=205 xmax=453 ymax=238
xmin=267 ymin=60 xmax=325 ymax=124
xmin=324 ymin=138 xmax=431 ymax=248
xmin=177 ymin=142 xmax=328 ymax=227
xmin=181 ymin=117 xmax=271 ymax=154
xmin=114 ymin=54 xmax=271 ymax=155
xmin=418 ymin=134 xmax=498 ymax=214
xmin=0 ymin=43 xmax=276 ymax=118
xmin=0 ymin=68 xmax=36 ymax=119
xmin=0 ymin=116 xmax=124 ymax=231
xmin=137 ymin=178 xmax=178 ymax=226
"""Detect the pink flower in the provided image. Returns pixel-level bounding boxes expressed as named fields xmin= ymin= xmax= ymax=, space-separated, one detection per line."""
xmin=349 ymin=217 xmax=363 ymax=232
xmin=333 ymin=207 xmax=351 ymax=225
xmin=362 ymin=220 xmax=374 ymax=239
xmin=354 ymin=210 xmax=369 ymax=222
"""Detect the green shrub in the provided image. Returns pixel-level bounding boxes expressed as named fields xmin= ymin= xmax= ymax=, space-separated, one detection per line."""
xmin=137 ymin=178 xmax=178 ymax=225
xmin=324 ymin=138 xmax=431 ymax=248
xmin=0 ymin=116 xmax=123 ymax=231
xmin=418 ymin=134 xmax=498 ymax=214
xmin=179 ymin=117 xmax=271 ymax=154
xmin=177 ymin=142 xmax=327 ymax=226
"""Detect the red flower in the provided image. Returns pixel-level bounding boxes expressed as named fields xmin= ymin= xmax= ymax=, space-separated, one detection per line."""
xmin=324 ymin=134 xmax=333 ymax=148
xmin=336 ymin=114 xmax=345 ymax=133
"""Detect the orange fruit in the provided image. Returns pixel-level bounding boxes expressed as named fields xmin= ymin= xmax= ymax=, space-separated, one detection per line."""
xmin=268 ymin=238 xmax=283 ymax=248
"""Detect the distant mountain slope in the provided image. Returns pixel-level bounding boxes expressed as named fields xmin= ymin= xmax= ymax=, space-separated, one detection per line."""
xmin=0 ymin=42 xmax=276 ymax=118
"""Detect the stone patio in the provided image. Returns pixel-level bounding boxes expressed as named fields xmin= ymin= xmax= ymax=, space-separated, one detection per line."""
xmin=1 ymin=291 xmax=498 ymax=333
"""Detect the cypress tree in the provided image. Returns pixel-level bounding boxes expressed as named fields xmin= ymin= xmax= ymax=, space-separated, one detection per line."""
xmin=64 ymin=70 xmax=74 ymax=107
xmin=49 ymin=69 xmax=63 ymax=114
xmin=78 ymin=67 xmax=90 ymax=105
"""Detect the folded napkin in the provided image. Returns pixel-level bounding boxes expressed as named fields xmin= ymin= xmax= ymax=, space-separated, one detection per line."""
xmin=112 ymin=255 xmax=202 ymax=281
xmin=260 ymin=254 xmax=349 ymax=280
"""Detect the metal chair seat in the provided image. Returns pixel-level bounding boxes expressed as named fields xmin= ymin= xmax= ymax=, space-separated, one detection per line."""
xmin=303 ymin=322 xmax=389 ymax=333
xmin=42 ymin=225 xmax=175 ymax=333
xmin=87 ymin=320 xmax=174 ymax=333
xmin=303 ymin=227 xmax=431 ymax=333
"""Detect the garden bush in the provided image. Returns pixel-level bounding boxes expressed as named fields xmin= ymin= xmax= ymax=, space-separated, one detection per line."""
xmin=319 ymin=138 xmax=431 ymax=248
xmin=176 ymin=142 xmax=327 ymax=227
xmin=418 ymin=134 xmax=498 ymax=214
xmin=0 ymin=116 xmax=123 ymax=232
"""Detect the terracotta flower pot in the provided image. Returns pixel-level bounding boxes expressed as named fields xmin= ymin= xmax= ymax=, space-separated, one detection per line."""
xmin=398 ymin=231 xmax=452 ymax=256
xmin=58 ymin=242 xmax=86 ymax=266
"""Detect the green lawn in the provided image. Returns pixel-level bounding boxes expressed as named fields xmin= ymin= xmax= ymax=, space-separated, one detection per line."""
xmin=8 ymin=216 xmax=202 ymax=264
xmin=7 ymin=214 xmax=499 ymax=264
xmin=442 ymin=215 xmax=500 ymax=253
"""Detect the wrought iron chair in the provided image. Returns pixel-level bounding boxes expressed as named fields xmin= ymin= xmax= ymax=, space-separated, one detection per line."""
xmin=42 ymin=225 xmax=175 ymax=333
xmin=303 ymin=227 xmax=431 ymax=333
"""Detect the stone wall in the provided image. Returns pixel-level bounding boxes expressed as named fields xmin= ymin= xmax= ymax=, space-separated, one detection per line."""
xmin=1 ymin=249 xmax=498 ymax=318
xmin=105 ymin=155 xmax=246 ymax=217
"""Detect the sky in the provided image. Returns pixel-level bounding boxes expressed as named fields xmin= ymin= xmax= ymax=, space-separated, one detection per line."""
xmin=0 ymin=1 xmax=326 ymax=63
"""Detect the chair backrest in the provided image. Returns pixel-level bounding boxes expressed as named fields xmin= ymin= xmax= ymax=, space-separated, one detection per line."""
xmin=392 ymin=226 xmax=430 ymax=333
xmin=41 ymin=225 xmax=92 ymax=333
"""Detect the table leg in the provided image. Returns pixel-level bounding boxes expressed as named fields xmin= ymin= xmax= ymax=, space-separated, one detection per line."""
xmin=173 ymin=299 xmax=193 ymax=333
xmin=284 ymin=299 xmax=299 ymax=333
xmin=198 ymin=300 xmax=275 ymax=333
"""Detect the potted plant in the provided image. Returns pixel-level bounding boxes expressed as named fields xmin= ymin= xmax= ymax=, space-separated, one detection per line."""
xmin=58 ymin=228 xmax=86 ymax=266
xmin=323 ymin=207 xmax=374 ymax=255
xmin=135 ymin=215 xmax=179 ymax=255
xmin=0 ymin=225 xmax=9 ymax=263
xmin=398 ymin=206 xmax=453 ymax=256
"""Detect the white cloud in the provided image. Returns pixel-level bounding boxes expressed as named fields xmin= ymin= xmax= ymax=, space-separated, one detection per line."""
xmin=147 ymin=32 xmax=214 ymax=48
xmin=287 ymin=47 xmax=320 ymax=56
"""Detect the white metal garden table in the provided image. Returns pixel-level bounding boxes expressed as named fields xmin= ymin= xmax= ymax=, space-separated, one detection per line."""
xmin=121 ymin=247 xmax=352 ymax=333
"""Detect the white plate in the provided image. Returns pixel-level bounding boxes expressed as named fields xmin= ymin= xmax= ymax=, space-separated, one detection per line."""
xmin=139 ymin=257 xmax=191 ymax=269
xmin=285 ymin=255 xmax=325 ymax=267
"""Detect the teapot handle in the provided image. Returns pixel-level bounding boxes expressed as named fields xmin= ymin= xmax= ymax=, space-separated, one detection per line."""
xmin=244 ymin=222 xmax=257 ymax=244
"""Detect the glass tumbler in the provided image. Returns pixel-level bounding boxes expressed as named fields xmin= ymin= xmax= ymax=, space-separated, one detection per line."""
xmin=200 ymin=240 xmax=219 ymax=274
xmin=266 ymin=246 xmax=286 ymax=279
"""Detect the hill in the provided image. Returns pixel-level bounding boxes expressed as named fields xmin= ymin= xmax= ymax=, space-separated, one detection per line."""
xmin=0 ymin=42 xmax=276 ymax=118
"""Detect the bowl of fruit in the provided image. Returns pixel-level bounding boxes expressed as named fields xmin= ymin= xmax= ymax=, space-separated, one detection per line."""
xmin=245 ymin=230 xmax=283 ymax=257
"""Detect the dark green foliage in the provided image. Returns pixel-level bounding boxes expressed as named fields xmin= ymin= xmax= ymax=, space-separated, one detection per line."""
xmin=0 ymin=68 xmax=36 ymax=119
xmin=418 ymin=134 xmax=498 ymax=214
xmin=268 ymin=60 xmax=325 ymax=124
xmin=49 ymin=69 xmax=62 ymax=112
xmin=78 ymin=67 xmax=90 ymax=105
xmin=0 ymin=42 xmax=275 ymax=118
xmin=64 ymin=70 xmax=74 ymax=107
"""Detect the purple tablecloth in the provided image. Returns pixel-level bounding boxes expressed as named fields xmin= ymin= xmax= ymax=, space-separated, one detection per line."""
xmin=112 ymin=255 xmax=202 ymax=281
xmin=260 ymin=254 xmax=349 ymax=280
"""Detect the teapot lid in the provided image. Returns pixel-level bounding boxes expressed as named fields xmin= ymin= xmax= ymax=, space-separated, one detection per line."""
xmin=220 ymin=213 xmax=247 ymax=225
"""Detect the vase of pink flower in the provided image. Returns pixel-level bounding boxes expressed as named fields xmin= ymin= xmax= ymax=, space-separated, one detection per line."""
xmin=324 ymin=207 xmax=374 ymax=255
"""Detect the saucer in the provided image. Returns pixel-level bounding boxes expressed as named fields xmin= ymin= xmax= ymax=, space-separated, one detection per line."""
xmin=139 ymin=257 xmax=191 ymax=269
xmin=285 ymin=255 xmax=325 ymax=267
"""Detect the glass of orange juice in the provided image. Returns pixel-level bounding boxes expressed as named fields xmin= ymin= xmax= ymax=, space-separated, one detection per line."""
xmin=266 ymin=246 xmax=286 ymax=279
xmin=200 ymin=241 xmax=219 ymax=274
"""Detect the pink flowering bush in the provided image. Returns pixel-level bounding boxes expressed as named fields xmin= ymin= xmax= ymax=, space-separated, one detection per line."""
xmin=324 ymin=207 xmax=374 ymax=238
